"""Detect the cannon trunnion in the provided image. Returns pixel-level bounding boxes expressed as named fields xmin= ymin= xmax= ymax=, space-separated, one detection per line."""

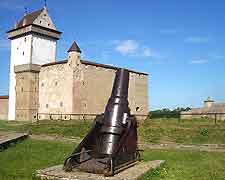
xmin=63 ymin=68 xmax=140 ymax=176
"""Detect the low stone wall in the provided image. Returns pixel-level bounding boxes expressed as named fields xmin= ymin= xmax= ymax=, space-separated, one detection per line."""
xmin=37 ymin=113 xmax=147 ymax=121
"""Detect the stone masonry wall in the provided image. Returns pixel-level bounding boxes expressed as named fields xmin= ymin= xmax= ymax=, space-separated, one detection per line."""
xmin=38 ymin=56 xmax=148 ymax=120
xmin=15 ymin=72 xmax=39 ymax=121
xmin=38 ymin=63 xmax=73 ymax=120
xmin=73 ymin=63 xmax=148 ymax=117
xmin=0 ymin=98 xmax=8 ymax=120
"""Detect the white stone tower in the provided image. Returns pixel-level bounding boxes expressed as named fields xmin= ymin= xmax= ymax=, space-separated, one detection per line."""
xmin=7 ymin=7 xmax=61 ymax=120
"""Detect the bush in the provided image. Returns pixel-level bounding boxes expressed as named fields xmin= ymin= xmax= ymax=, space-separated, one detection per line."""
xmin=200 ymin=128 xmax=209 ymax=136
xmin=148 ymin=107 xmax=191 ymax=119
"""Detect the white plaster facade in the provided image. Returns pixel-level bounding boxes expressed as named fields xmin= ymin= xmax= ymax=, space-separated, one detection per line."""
xmin=8 ymin=35 xmax=32 ymax=120
xmin=32 ymin=34 xmax=57 ymax=64
xmin=7 ymin=7 xmax=59 ymax=120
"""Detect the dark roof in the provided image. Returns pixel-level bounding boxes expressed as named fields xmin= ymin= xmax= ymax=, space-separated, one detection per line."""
xmin=67 ymin=41 xmax=81 ymax=53
xmin=81 ymin=60 xmax=148 ymax=75
xmin=41 ymin=60 xmax=68 ymax=67
xmin=0 ymin=95 xmax=9 ymax=99
xmin=41 ymin=59 xmax=148 ymax=75
xmin=16 ymin=9 xmax=43 ymax=29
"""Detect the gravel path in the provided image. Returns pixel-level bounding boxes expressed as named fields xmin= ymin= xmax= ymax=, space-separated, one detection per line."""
xmin=29 ymin=134 xmax=225 ymax=152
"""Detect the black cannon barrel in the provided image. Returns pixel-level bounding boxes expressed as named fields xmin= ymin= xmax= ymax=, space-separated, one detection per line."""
xmin=97 ymin=68 xmax=130 ymax=156
xmin=63 ymin=68 xmax=139 ymax=176
xmin=111 ymin=68 xmax=129 ymax=98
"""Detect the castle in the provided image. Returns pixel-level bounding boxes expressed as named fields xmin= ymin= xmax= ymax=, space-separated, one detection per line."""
xmin=0 ymin=7 xmax=148 ymax=121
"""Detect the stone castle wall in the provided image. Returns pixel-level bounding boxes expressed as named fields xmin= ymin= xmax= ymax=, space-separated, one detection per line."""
xmin=38 ymin=62 xmax=74 ymax=120
xmin=0 ymin=97 xmax=9 ymax=120
xmin=74 ymin=63 xmax=149 ymax=116
xmin=15 ymin=71 xmax=39 ymax=121
xmin=37 ymin=57 xmax=148 ymax=120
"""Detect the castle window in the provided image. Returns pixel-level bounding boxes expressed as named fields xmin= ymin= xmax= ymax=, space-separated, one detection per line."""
xmin=48 ymin=23 xmax=50 ymax=26
xmin=82 ymin=81 xmax=85 ymax=86
xmin=44 ymin=14 xmax=47 ymax=17
xmin=60 ymin=102 xmax=63 ymax=107
xmin=40 ymin=20 xmax=42 ymax=24
xmin=17 ymin=47 xmax=19 ymax=50
xmin=41 ymin=83 xmax=44 ymax=87
xmin=55 ymin=81 xmax=58 ymax=86
xmin=46 ymin=104 xmax=49 ymax=108
xmin=21 ymin=87 xmax=23 ymax=92
xmin=22 ymin=51 xmax=24 ymax=56
xmin=24 ymin=37 xmax=26 ymax=42
xmin=84 ymin=103 xmax=87 ymax=109
xmin=136 ymin=107 xmax=140 ymax=112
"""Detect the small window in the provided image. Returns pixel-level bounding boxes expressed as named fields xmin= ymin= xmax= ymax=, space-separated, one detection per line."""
xmin=136 ymin=107 xmax=140 ymax=112
xmin=22 ymin=51 xmax=24 ymax=56
xmin=41 ymin=83 xmax=44 ymax=87
xmin=40 ymin=20 xmax=42 ymax=24
xmin=44 ymin=14 xmax=47 ymax=17
xmin=48 ymin=23 xmax=50 ymax=26
xmin=55 ymin=81 xmax=58 ymax=86
xmin=24 ymin=37 xmax=26 ymax=42
xmin=82 ymin=81 xmax=85 ymax=86
xmin=17 ymin=47 xmax=19 ymax=50
xmin=46 ymin=104 xmax=49 ymax=108
xmin=60 ymin=102 xmax=63 ymax=107
xmin=21 ymin=87 xmax=23 ymax=92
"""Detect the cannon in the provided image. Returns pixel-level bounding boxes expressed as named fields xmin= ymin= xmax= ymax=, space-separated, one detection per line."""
xmin=63 ymin=68 xmax=140 ymax=176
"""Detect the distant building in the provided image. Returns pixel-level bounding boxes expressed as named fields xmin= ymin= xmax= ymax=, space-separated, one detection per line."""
xmin=0 ymin=6 xmax=149 ymax=121
xmin=181 ymin=97 xmax=225 ymax=120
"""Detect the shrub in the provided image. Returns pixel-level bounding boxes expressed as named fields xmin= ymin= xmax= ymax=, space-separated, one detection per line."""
xmin=200 ymin=128 xmax=209 ymax=137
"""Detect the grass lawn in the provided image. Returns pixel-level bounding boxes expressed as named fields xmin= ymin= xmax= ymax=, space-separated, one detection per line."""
xmin=0 ymin=139 xmax=74 ymax=180
xmin=0 ymin=139 xmax=225 ymax=180
xmin=0 ymin=120 xmax=92 ymax=138
xmin=141 ymin=149 xmax=225 ymax=180
xmin=139 ymin=118 xmax=225 ymax=144
xmin=1 ymin=118 xmax=225 ymax=144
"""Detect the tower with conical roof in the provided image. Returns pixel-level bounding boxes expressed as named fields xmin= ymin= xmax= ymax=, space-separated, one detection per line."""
xmin=67 ymin=41 xmax=82 ymax=67
xmin=7 ymin=6 xmax=61 ymax=120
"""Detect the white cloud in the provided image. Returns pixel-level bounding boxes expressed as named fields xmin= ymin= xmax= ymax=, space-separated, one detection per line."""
xmin=190 ymin=59 xmax=208 ymax=64
xmin=115 ymin=40 xmax=138 ymax=55
xmin=185 ymin=37 xmax=209 ymax=43
xmin=114 ymin=39 xmax=164 ymax=59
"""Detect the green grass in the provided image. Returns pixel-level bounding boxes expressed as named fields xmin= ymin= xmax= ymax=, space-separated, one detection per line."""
xmin=0 ymin=120 xmax=92 ymax=138
xmin=141 ymin=149 xmax=225 ymax=180
xmin=0 ymin=139 xmax=74 ymax=180
xmin=0 ymin=139 xmax=225 ymax=180
xmin=1 ymin=118 xmax=225 ymax=144
xmin=139 ymin=118 xmax=225 ymax=144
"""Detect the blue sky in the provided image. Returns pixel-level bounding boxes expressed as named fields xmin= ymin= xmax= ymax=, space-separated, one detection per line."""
xmin=0 ymin=0 xmax=225 ymax=110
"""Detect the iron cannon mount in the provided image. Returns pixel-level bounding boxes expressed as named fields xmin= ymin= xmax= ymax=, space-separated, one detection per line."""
xmin=63 ymin=68 xmax=140 ymax=176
